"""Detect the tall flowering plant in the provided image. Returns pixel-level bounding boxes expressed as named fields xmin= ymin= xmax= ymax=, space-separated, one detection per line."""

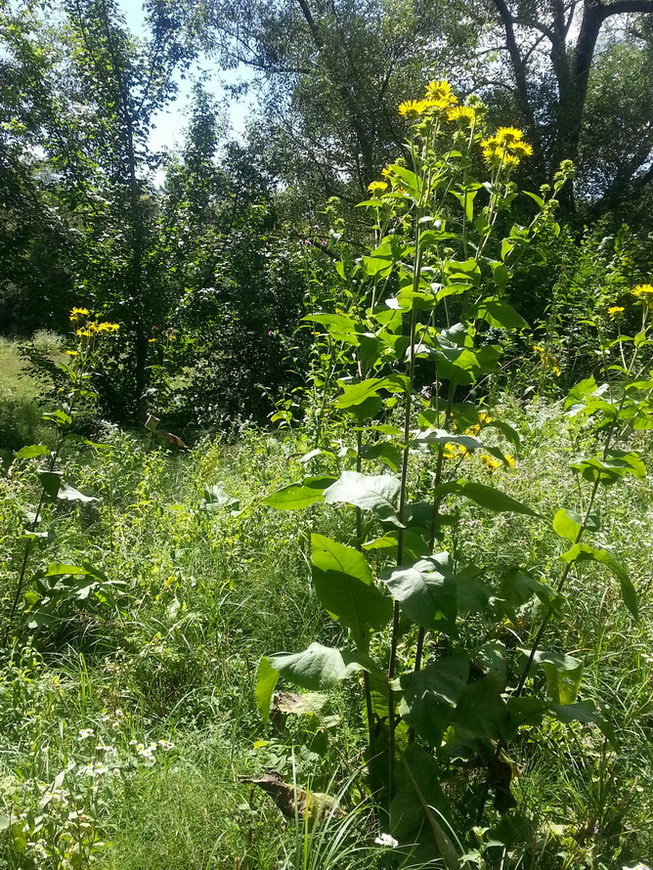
xmin=255 ymin=83 xmax=646 ymax=863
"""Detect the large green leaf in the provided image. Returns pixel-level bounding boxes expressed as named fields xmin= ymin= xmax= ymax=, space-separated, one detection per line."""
xmin=452 ymin=678 xmax=506 ymax=740
xmin=263 ymin=475 xmax=336 ymax=510
xmin=399 ymin=653 xmax=469 ymax=744
xmin=552 ymin=508 xmax=600 ymax=541
xmin=38 ymin=470 xmax=97 ymax=503
xmin=334 ymin=375 xmax=408 ymax=409
xmin=267 ymin=643 xmax=369 ymax=690
xmin=413 ymin=429 xmax=484 ymax=450
xmin=561 ymin=543 xmax=638 ymax=619
xmin=311 ymin=535 xmax=392 ymax=644
xmin=304 ymin=313 xmax=358 ymax=343
xmin=16 ymin=444 xmax=50 ymax=459
xmin=255 ymin=657 xmax=280 ymax=723
xmin=523 ymin=649 xmax=583 ymax=705
xmin=324 ymin=471 xmax=402 ymax=526
xmin=381 ymin=553 xmax=457 ymax=627
xmin=440 ymin=481 xmax=537 ymax=516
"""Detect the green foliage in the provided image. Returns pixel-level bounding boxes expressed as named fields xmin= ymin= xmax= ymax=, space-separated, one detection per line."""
xmin=255 ymin=82 xmax=653 ymax=866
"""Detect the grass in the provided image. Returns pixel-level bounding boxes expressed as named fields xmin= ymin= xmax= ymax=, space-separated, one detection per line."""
xmin=0 ymin=397 xmax=652 ymax=868
xmin=0 ymin=334 xmax=63 ymax=459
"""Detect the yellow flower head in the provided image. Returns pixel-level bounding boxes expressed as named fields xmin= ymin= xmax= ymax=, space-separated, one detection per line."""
xmin=65 ymin=350 xmax=78 ymax=356
xmin=495 ymin=127 xmax=524 ymax=144
xmin=481 ymin=454 xmax=502 ymax=472
xmin=398 ymin=99 xmax=427 ymax=119
xmin=96 ymin=322 xmax=120 ymax=333
xmin=608 ymin=305 xmax=625 ymax=317
xmin=505 ymin=454 xmax=516 ymax=468
xmin=424 ymin=80 xmax=458 ymax=109
xmin=447 ymin=105 xmax=476 ymax=125
xmin=381 ymin=165 xmax=394 ymax=178
xmin=510 ymin=141 xmax=533 ymax=157
xmin=368 ymin=180 xmax=388 ymax=193
xmin=76 ymin=328 xmax=91 ymax=337
xmin=633 ymin=284 xmax=653 ymax=308
xmin=70 ymin=307 xmax=90 ymax=321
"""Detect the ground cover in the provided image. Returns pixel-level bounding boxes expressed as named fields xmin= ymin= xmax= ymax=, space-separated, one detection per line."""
xmin=0 ymin=400 xmax=651 ymax=869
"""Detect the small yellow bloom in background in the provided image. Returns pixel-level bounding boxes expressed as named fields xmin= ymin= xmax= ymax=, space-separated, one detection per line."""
xmin=148 ymin=338 xmax=157 ymax=343
xmin=425 ymin=80 xmax=458 ymax=109
xmin=505 ymin=454 xmax=516 ymax=468
xmin=368 ymin=180 xmax=388 ymax=193
xmin=76 ymin=328 xmax=91 ymax=337
xmin=481 ymin=454 xmax=502 ymax=472
xmin=65 ymin=350 xmax=78 ymax=356
xmin=608 ymin=305 xmax=625 ymax=317
xmin=398 ymin=99 xmax=426 ymax=118
xmin=478 ymin=411 xmax=493 ymax=424
xmin=70 ymin=307 xmax=90 ymax=320
xmin=381 ymin=165 xmax=394 ymax=177
xmin=447 ymin=105 xmax=476 ymax=125
xmin=96 ymin=322 xmax=120 ymax=333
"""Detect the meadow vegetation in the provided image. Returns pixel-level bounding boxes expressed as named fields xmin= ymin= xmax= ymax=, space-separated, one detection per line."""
xmin=1 ymin=78 xmax=653 ymax=870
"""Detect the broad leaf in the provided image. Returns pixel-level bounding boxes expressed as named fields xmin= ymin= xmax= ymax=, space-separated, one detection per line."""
xmin=16 ymin=445 xmax=50 ymax=459
xmin=311 ymin=535 xmax=392 ymax=644
xmin=561 ymin=543 xmax=638 ymax=619
xmin=399 ymin=653 xmax=469 ymax=743
xmin=256 ymin=657 xmax=279 ymax=723
xmin=267 ymin=643 xmax=369 ymax=690
xmin=334 ymin=375 xmax=408 ymax=409
xmin=381 ymin=553 xmax=457 ymax=627
xmin=441 ymin=481 xmax=537 ymax=516
xmin=324 ymin=471 xmax=402 ymax=526
xmin=524 ymin=649 xmax=583 ymax=705
xmin=263 ymin=476 xmax=336 ymax=510
xmin=552 ymin=508 xmax=600 ymax=542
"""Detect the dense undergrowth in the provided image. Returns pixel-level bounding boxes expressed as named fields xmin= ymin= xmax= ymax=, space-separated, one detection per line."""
xmin=0 ymin=402 xmax=652 ymax=868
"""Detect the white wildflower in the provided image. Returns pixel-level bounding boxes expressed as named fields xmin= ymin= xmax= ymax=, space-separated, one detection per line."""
xmin=374 ymin=833 xmax=399 ymax=848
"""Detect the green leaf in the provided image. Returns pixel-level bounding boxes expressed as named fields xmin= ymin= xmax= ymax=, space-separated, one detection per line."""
xmin=477 ymin=300 xmax=528 ymax=330
xmin=256 ymin=657 xmax=280 ymax=723
xmin=452 ymin=678 xmax=506 ymax=739
xmin=263 ymin=476 xmax=336 ymax=510
xmin=551 ymin=700 xmax=597 ymax=724
xmin=16 ymin=445 xmax=50 ymax=459
xmin=500 ymin=568 xmax=560 ymax=611
xmin=399 ymin=653 xmax=469 ymax=743
xmin=381 ymin=553 xmax=457 ymax=628
xmin=361 ymin=441 xmax=402 ymax=472
xmin=311 ymin=535 xmax=392 ymax=645
xmin=524 ymin=649 xmax=583 ymax=705
xmin=324 ymin=471 xmax=402 ymax=526
xmin=552 ymin=508 xmax=600 ymax=542
xmin=267 ymin=643 xmax=369 ymax=690
xmin=304 ymin=313 xmax=358 ymax=343
xmin=561 ymin=544 xmax=638 ymax=619
xmin=441 ymin=481 xmax=537 ymax=516
xmin=413 ymin=429 xmax=484 ymax=450
xmin=38 ymin=470 xmax=97 ymax=503
xmin=335 ymin=375 xmax=408 ymax=409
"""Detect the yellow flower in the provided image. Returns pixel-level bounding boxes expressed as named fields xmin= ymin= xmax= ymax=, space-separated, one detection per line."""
xmin=65 ymin=350 xmax=78 ymax=356
xmin=398 ymin=99 xmax=427 ymax=118
xmin=96 ymin=322 xmax=120 ymax=332
xmin=481 ymin=454 xmax=502 ymax=472
xmin=381 ymin=165 xmax=394 ymax=178
xmin=447 ymin=105 xmax=476 ymax=125
xmin=368 ymin=181 xmax=388 ymax=193
xmin=70 ymin=307 xmax=90 ymax=320
xmin=505 ymin=454 xmax=516 ymax=468
xmin=76 ymin=329 xmax=91 ymax=337
xmin=495 ymin=127 xmax=525 ymax=144
xmin=633 ymin=284 xmax=653 ymax=308
xmin=510 ymin=141 xmax=533 ymax=157
xmin=478 ymin=412 xmax=493 ymax=424
xmin=424 ymin=80 xmax=458 ymax=109
xmin=608 ymin=305 xmax=625 ymax=316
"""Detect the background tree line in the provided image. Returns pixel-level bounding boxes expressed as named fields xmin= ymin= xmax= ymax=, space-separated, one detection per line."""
xmin=2 ymin=0 xmax=653 ymax=428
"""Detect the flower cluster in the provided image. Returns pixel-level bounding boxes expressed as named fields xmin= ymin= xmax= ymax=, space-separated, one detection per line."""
xmin=482 ymin=127 xmax=533 ymax=168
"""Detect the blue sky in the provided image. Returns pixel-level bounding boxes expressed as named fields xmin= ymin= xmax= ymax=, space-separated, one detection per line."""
xmin=118 ymin=0 xmax=254 ymax=153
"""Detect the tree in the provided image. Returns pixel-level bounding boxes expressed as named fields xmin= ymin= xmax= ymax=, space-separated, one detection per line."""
xmin=485 ymin=0 xmax=653 ymax=204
